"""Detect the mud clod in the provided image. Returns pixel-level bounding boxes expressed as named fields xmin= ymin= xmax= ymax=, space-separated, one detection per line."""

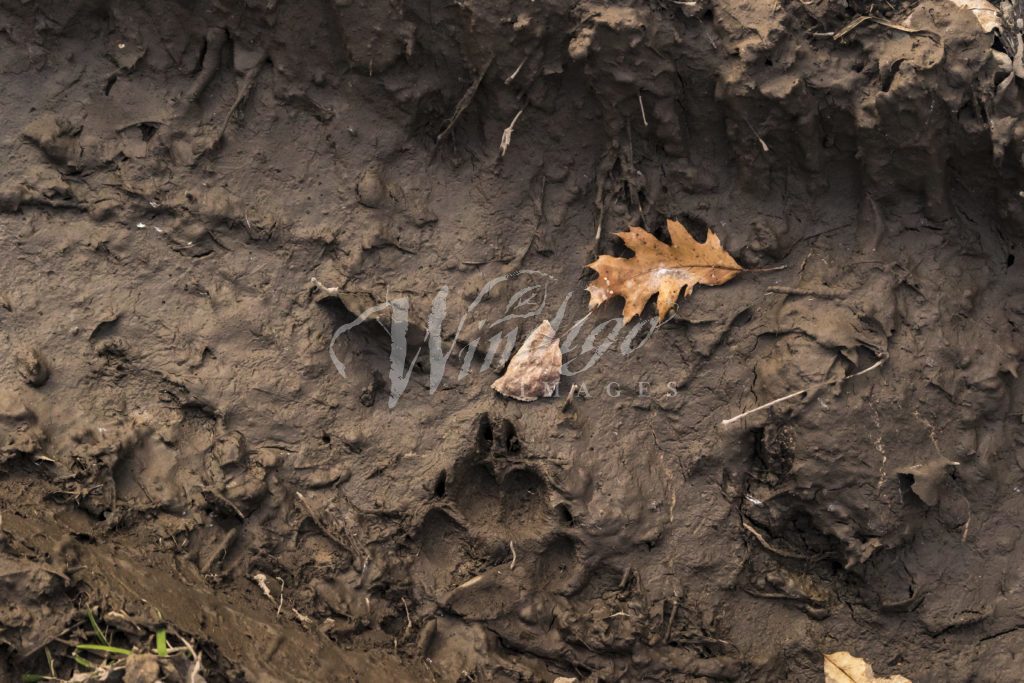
xmin=15 ymin=348 xmax=50 ymax=387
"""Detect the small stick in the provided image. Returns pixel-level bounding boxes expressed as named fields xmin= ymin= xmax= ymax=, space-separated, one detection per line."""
xmin=664 ymin=599 xmax=678 ymax=642
xmin=499 ymin=108 xmax=524 ymax=157
xmin=509 ymin=541 xmax=517 ymax=569
xmin=310 ymin=276 xmax=340 ymax=297
xmin=833 ymin=14 xmax=940 ymax=42
xmin=722 ymin=355 xmax=887 ymax=425
xmin=436 ymin=55 xmax=494 ymax=143
xmin=741 ymin=519 xmax=812 ymax=560
xmin=638 ymin=94 xmax=648 ymax=127
xmin=401 ymin=597 xmax=413 ymax=636
xmin=504 ymin=57 xmax=527 ymax=85
xmin=169 ymin=629 xmax=203 ymax=683
xmin=744 ymin=118 xmax=769 ymax=152
xmin=767 ymin=285 xmax=843 ymax=298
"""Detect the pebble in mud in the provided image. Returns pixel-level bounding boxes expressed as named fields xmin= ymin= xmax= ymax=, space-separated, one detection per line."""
xmin=16 ymin=348 xmax=49 ymax=387
xmin=355 ymin=168 xmax=387 ymax=208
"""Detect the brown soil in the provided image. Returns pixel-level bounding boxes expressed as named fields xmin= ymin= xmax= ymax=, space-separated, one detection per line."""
xmin=3 ymin=0 xmax=1024 ymax=680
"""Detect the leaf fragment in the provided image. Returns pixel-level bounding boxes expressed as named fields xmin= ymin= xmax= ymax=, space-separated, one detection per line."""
xmin=948 ymin=0 xmax=1001 ymax=33
xmin=491 ymin=320 xmax=562 ymax=401
xmin=586 ymin=219 xmax=744 ymax=322
xmin=824 ymin=651 xmax=912 ymax=683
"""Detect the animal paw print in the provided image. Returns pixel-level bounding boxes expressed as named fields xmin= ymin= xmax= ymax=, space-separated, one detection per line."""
xmin=411 ymin=413 xmax=584 ymax=602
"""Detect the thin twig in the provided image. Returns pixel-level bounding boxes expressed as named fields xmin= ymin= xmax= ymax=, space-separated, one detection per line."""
xmin=722 ymin=355 xmax=887 ymax=425
xmin=310 ymin=277 xmax=340 ymax=296
xmin=741 ymin=519 xmax=812 ymax=560
xmin=401 ymin=597 xmax=412 ymax=636
xmin=664 ymin=599 xmax=678 ymax=642
xmin=767 ymin=285 xmax=844 ymax=298
xmin=505 ymin=57 xmax=527 ymax=85
xmin=638 ymin=94 xmax=648 ymax=127
xmin=499 ymin=108 xmax=524 ymax=157
xmin=744 ymin=118 xmax=769 ymax=152
xmin=436 ymin=55 xmax=494 ymax=143
xmin=169 ymin=630 xmax=203 ymax=683
xmin=509 ymin=541 xmax=517 ymax=570
xmin=833 ymin=14 xmax=941 ymax=42
xmin=276 ymin=576 xmax=285 ymax=616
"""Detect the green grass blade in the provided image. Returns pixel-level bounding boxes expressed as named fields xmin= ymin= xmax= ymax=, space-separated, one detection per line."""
xmin=156 ymin=629 xmax=168 ymax=657
xmin=73 ymin=655 xmax=95 ymax=669
xmin=85 ymin=608 xmax=109 ymax=647
xmin=44 ymin=647 xmax=54 ymax=676
xmin=75 ymin=644 xmax=133 ymax=656
xmin=21 ymin=675 xmax=46 ymax=682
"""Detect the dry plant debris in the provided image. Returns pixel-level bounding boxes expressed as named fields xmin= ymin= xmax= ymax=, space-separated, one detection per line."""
xmin=949 ymin=0 xmax=1001 ymax=32
xmin=824 ymin=651 xmax=912 ymax=683
xmin=491 ymin=320 xmax=562 ymax=401
xmin=586 ymin=219 xmax=746 ymax=322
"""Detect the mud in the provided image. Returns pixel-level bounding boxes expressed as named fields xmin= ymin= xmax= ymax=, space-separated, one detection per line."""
xmin=3 ymin=0 xmax=1024 ymax=680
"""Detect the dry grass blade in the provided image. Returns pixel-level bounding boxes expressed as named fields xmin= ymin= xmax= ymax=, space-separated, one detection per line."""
xmin=833 ymin=15 xmax=941 ymax=43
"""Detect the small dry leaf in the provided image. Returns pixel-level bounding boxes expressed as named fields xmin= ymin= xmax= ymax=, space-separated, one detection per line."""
xmin=948 ymin=0 xmax=1001 ymax=33
xmin=491 ymin=320 xmax=562 ymax=401
xmin=824 ymin=651 xmax=912 ymax=683
xmin=586 ymin=219 xmax=744 ymax=322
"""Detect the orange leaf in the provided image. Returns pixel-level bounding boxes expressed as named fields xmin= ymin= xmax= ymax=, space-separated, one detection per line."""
xmin=586 ymin=219 xmax=745 ymax=322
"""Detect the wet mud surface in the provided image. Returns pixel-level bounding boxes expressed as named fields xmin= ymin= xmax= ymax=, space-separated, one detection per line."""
xmin=3 ymin=0 xmax=1024 ymax=680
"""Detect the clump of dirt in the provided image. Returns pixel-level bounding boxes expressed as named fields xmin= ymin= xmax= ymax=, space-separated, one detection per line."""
xmin=3 ymin=0 xmax=1024 ymax=680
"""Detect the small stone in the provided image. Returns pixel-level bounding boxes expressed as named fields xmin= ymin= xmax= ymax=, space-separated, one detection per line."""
xmin=355 ymin=169 xmax=386 ymax=208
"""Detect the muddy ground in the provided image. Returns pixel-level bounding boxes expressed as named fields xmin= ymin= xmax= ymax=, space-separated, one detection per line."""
xmin=3 ymin=0 xmax=1024 ymax=680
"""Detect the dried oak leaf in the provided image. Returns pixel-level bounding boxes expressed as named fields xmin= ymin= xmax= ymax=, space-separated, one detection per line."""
xmin=824 ymin=651 xmax=912 ymax=683
xmin=586 ymin=219 xmax=744 ymax=322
